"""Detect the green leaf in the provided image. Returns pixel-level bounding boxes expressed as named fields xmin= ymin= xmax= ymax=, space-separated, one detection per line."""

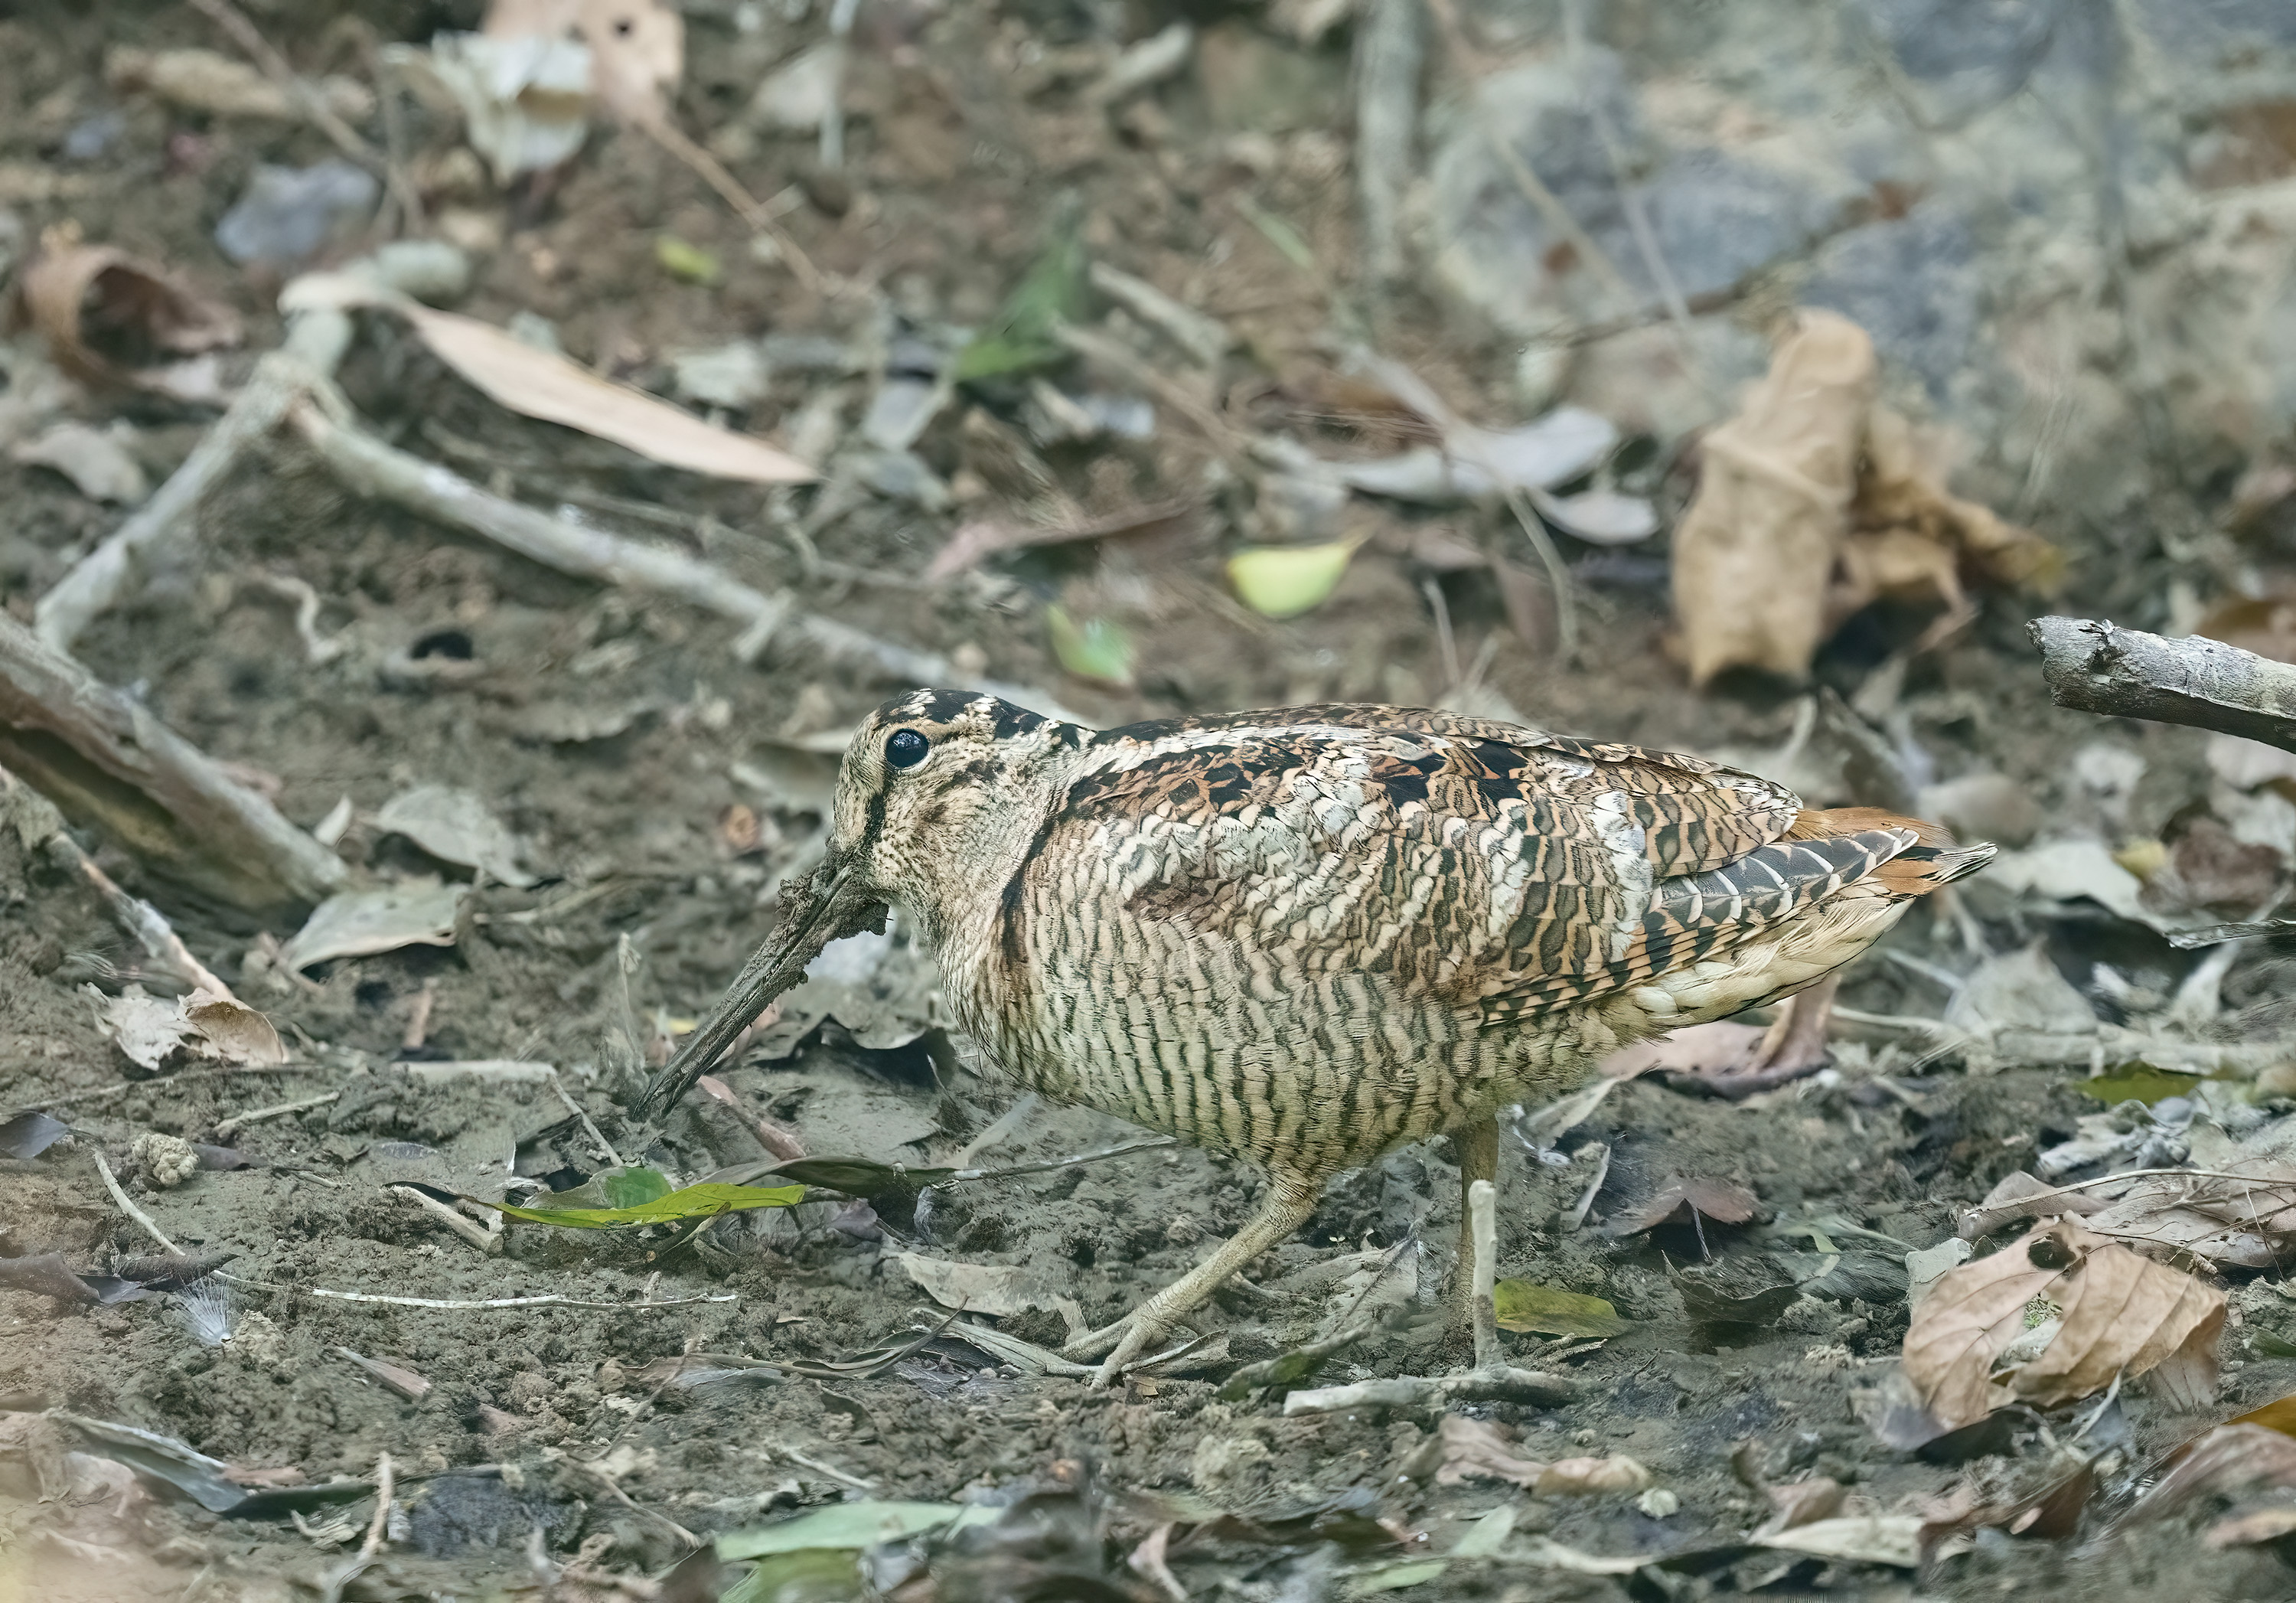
xmin=484 ymin=1181 xmax=806 ymax=1229
xmin=1227 ymin=539 xmax=1360 ymax=619
xmin=510 ymin=1166 xmax=673 ymax=1213
xmin=718 ymin=1500 xmax=996 ymax=1560
xmin=1492 ymin=1280 xmax=1628 ymax=1338
xmin=1046 ymin=605 xmax=1136 ymax=687
xmin=953 ymin=215 xmax=1089 ymax=383
xmin=718 ymin=1546 xmax=862 ymax=1603
xmin=656 ymin=234 xmax=722 ymax=286
xmin=2077 ymin=1067 xmax=2203 ymax=1105
xmin=1450 ymin=1506 xmax=1516 ymax=1559
xmin=1346 ymin=1559 xmax=1450 ymax=1595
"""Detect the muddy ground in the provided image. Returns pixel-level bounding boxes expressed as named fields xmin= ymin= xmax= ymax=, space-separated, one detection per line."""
xmin=5 ymin=2 xmax=2296 ymax=1600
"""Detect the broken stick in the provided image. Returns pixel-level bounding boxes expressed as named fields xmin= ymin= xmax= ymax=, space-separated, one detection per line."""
xmin=0 ymin=612 xmax=346 ymax=914
xmin=2030 ymin=615 xmax=2296 ymax=755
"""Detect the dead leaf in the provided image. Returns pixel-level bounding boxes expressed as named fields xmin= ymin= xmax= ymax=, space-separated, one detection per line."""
xmin=183 ymin=990 xmax=287 ymax=1066
xmin=1672 ymin=316 xmax=2055 ymax=686
xmin=1957 ymin=1171 xmax=2105 ymax=1241
xmin=2079 ymin=1165 xmax=2296 ymax=1271
xmin=1751 ymin=1515 xmax=1923 ymax=1569
xmin=483 ymin=0 xmax=682 ymax=126
xmin=1672 ymin=311 xmax=1873 ymax=686
xmin=1492 ymin=1281 xmax=1626 ymax=1338
xmin=10 ymin=422 xmax=149 ymax=504
xmin=373 ymin=784 xmax=535 ymax=886
xmin=2198 ymin=588 xmax=2296 ymax=664
xmin=2139 ymin=813 xmax=2288 ymax=921
xmin=95 ymin=991 xmax=200 ymax=1070
xmin=334 ymin=1346 xmax=432 ymax=1402
xmin=925 ymin=501 xmax=1199 ymax=581
xmin=1535 ymin=1455 xmax=1652 ymax=1496
xmin=400 ymin=301 xmax=812 ymax=482
xmin=19 ymin=243 xmax=243 ymax=396
xmin=106 ymin=46 xmax=373 ymax=123
xmin=279 ymin=880 xmax=467 ymax=971
xmin=2205 ymin=1506 xmax=2296 ymax=1549
xmin=1609 ymin=1177 xmax=1761 ymax=1235
xmin=892 ymin=1252 xmax=1085 ymax=1338
xmin=1760 ymin=1477 xmax=1845 ymax=1533
xmin=1430 ymin=1414 xmax=1544 ymax=1488
xmin=1903 ymin=1220 xmax=2225 ymax=1432
xmin=2121 ymin=1424 xmax=2296 ymax=1526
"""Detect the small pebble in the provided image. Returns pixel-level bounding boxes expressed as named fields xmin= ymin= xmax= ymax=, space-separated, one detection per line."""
xmin=1636 ymin=1487 xmax=1680 ymax=1518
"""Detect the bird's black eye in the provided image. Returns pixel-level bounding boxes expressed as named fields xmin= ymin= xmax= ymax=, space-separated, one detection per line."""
xmin=885 ymin=729 xmax=929 ymax=769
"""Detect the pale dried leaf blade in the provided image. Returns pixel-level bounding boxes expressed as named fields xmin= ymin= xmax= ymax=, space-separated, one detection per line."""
xmin=400 ymin=304 xmax=814 ymax=482
xmin=182 ymin=991 xmax=288 ymax=1066
xmin=96 ymin=993 xmax=200 ymax=1070
xmin=1432 ymin=1415 xmax=1544 ymax=1488
xmin=1671 ymin=310 xmax=1873 ymax=685
xmin=373 ymin=785 xmax=535 ymax=887
xmin=280 ymin=880 xmax=468 ymax=971
xmin=577 ymin=0 xmax=682 ymax=125
xmin=892 ymin=1252 xmax=1084 ymax=1337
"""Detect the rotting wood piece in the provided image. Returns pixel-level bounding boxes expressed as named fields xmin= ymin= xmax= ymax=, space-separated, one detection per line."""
xmin=0 ymin=610 xmax=346 ymax=916
xmin=2030 ymin=615 xmax=2296 ymax=754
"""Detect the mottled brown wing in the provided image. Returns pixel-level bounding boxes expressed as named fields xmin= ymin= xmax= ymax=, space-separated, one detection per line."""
xmin=1049 ymin=711 xmax=1879 ymax=1027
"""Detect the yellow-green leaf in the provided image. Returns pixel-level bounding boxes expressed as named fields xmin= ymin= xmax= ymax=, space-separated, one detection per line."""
xmin=656 ymin=235 xmax=722 ymax=286
xmin=1227 ymin=539 xmax=1359 ymax=619
xmin=1046 ymin=605 xmax=1136 ymax=687
xmin=1493 ymin=1280 xmax=1627 ymax=1338
xmin=482 ymin=1180 xmax=805 ymax=1229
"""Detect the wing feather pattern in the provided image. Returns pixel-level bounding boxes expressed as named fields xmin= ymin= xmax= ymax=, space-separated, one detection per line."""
xmin=1032 ymin=706 xmax=1935 ymax=1030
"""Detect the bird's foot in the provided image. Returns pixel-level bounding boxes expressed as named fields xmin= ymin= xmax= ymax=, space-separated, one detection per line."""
xmin=1704 ymin=975 xmax=1841 ymax=1099
xmin=1061 ymin=1308 xmax=1173 ymax=1388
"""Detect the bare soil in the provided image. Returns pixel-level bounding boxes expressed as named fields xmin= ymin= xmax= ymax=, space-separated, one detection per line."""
xmin=3 ymin=3 xmax=2293 ymax=1601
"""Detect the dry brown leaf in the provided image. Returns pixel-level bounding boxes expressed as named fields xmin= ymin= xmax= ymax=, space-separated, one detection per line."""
xmin=1905 ymin=1220 xmax=2225 ymax=1431
xmin=1671 ymin=316 xmax=2059 ymax=686
xmin=1956 ymin=1170 xmax=2104 ymax=1241
xmin=2198 ymin=588 xmax=2296 ymax=664
xmin=18 ymin=243 xmax=242 ymax=395
xmin=482 ymin=0 xmax=682 ymax=126
xmin=892 ymin=1252 xmax=1085 ymax=1337
xmin=2122 ymin=1424 xmax=2296 ymax=1526
xmin=1671 ymin=310 xmax=1873 ymax=685
xmin=285 ymin=282 xmax=817 ymax=482
xmin=2079 ymin=1166 xmax=2296 ymax=1272
xmin=1611 ymin=1176 xmax=1761 ymax=1235
xmin=1535 ymin=1455 xmax=1653 ymax=1496
xmin=183 ymin=990 xmax=288 ymax=1066
xmin=1430 ymin=1414 xmax=1544 ymax=1488
xmin=925 ymin=501 xmax=1199 ymax=581
xmin=1760 ymin=1477 xmax=1845 ymax=1533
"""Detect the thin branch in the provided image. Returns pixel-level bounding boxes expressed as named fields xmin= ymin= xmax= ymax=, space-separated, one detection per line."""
xmin=92 ymin=1148 xmax=181 ymax=1255
xmin=2030 ymin=615 xmax=2296 ymax=754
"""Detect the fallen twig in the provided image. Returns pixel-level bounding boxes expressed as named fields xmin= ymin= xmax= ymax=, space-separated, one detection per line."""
xmin=1281 ymin=1364 xmax=1579 ymax=1416
xmin=320 ymin=1451 xmax=394 ymax=1603
xmin=1354 ymin=0 xmax=1424 ymax=289
xmin=93 ymin=1148 xmax=181 ymax=1255
xmin=780 ymin=1446 xmax=877 ymax=1490
xmin=289 ymin=391 xmax=964 ymax=684
xmin=389 ymin=1185 xmax=501 ymax=1255
xmin=16 ymin=1062 xmax=331 ymax=1114
xmin=34 ymin=318 xmax=349 ymax=655
xmin=214 ymin=1089 xmax=342 ymax=1139
xmin=2030 ymin=616 xmax=2296 ymax=754
xmin=0 ymin=764 xmax=234 ymax=997
xmin=550 ymin=1069 xmax=625 ymax=1170
xmin=0 ymin=610 xmax=347 ymax=913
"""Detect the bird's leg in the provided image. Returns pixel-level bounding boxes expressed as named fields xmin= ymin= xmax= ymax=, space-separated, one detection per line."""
xmin=1063 ymin=1178 xmax=1320 ymax=1386
xmin=1748 ymin=972 xmax=1841 ymax=1079
xmin=1451 ymin=1113 xmax=1499 ymax=1336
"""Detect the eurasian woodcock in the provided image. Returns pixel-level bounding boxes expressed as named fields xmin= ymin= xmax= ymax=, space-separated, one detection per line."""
xmin=643 ymin=690 xmax=1993 ymax=1383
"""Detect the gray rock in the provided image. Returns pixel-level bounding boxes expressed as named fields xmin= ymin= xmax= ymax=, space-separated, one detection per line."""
xmin=1801 ymin=203 xmax=1979 ymax=402
xmin=1853 ymin=0 xmax=2063 ymax=127
xmin=215 ymin=158 xmax=378 ymax=265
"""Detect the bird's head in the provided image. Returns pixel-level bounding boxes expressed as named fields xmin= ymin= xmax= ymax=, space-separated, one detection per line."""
xmin=828 ymin=690 xmax=1082 ymax=937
